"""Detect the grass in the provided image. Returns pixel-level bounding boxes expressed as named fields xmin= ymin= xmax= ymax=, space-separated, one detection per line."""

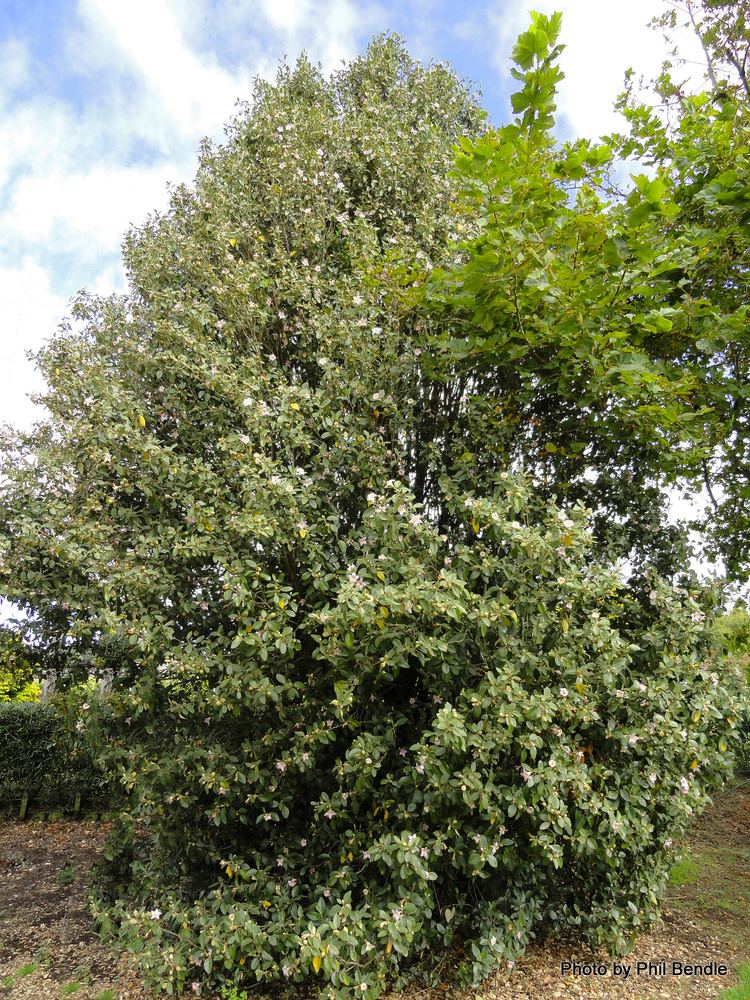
xmin=57 ymin=860 xmax=76 ymax=887
xmin=668 ymin=854 xmax=700 ymax=886
xmin=718 ymin=962 xmax=750 ymax=999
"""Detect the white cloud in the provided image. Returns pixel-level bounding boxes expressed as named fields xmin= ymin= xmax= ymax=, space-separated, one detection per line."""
xmin=0 ymin=259 xmax=66 ymax=430
xmin=76 ymin=0 xmax=251 ymax=138
xmin=2 ymin=162 xmax=180 ymax=248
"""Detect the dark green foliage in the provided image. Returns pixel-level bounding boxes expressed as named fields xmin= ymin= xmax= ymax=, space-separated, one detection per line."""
xmin=0 ymin=702 xmax=109 ymax=809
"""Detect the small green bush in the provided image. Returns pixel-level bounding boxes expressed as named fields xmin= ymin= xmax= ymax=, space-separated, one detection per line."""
xmin=0 ymin=702 xmax=110 ymax=809
xmin=713 ymin=606 xmax=750 ymax=769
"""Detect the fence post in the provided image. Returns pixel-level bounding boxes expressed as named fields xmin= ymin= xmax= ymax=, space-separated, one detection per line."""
xmin=18 ymin=792 xmax=28 ymax=820
xmin=73 ymin=792 xmax=81 ymax=816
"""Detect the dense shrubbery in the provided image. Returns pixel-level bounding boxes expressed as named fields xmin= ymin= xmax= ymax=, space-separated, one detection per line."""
xmin=0 ymin=20 xmax=748 ymax=1000
xmin=0 ymin=701 xmax=110 ymax=808
xmin=89 ymin=483 xmax=746 ymax=996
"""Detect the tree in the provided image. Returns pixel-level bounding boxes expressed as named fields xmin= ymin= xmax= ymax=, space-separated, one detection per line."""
xmin=0 ymin=29 xmax=745 ymax=1000
xmin=426 ymin=7 xmax=750 ymax=579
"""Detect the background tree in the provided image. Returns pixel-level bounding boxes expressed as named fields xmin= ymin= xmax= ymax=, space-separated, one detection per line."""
xmin=426 ymin=6 xmax=750 ymax=580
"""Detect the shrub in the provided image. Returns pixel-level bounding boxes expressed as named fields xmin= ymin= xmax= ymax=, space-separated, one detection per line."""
xmin=88 ymin=483 xmax=746 ymax=997
xmin=0 ymin=701 xmax=110 ymax=809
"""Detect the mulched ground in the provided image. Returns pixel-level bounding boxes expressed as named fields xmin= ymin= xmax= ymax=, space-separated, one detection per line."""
xmin=0 ymin=783 xmax=748 ymax=1000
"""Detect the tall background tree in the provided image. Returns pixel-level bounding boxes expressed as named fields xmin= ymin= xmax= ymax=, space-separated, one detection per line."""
xmin=426 ymin=3 xmax=750 ymax=581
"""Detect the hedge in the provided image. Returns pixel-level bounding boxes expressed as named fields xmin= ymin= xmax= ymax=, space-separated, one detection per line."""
xmin=0 ymin=701 xmax=111 ymax=810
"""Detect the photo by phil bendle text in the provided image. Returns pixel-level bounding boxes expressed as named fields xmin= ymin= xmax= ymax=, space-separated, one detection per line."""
xmin=560 ymin=960 xmax=729 ymax=980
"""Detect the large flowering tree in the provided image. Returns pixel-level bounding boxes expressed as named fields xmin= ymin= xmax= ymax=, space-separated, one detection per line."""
xmin=0 ymin=29 xmax=746 ymax=1000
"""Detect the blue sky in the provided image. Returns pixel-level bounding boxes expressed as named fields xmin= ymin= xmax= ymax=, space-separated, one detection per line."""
xmin=0 ymin=0 xmax=704 ymax=431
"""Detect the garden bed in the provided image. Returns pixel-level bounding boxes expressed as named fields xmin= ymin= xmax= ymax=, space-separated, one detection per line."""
xmin=0 ymin=782 xmax=748 ymax=1000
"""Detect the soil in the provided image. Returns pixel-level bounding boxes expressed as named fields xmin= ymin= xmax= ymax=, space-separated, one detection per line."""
xmin=0 ymin=783 xmax=748 ymax=1000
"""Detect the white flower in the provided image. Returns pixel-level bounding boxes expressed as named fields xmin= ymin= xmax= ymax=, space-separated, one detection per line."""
xmin=238 ymin=434 xmax=250 ymax=445
xmin=149 ymin=908 xmax=162 ymax=920
xmin=627 ymin=734 xmax=640 ymax=747
xmin=679 ymin=776 xmax=690 ymax=794
xmin=520 ymin=766 xmax=533 ymax=784
xmin=464 ymin=497 xmax=475 ymax=508
xmin=371 ymin=326 xmax=382 ymax=335
xmin=324 ymin=809 xmax=336 ymax=819
xmin=636 ymin=681 xmax=647 ymax=693
xmin=276 ymin=761 xmax=287 ymax=773
xmin=366 ymin=492 xmax=377 ymax=503
xmin=81 ymin=702 xmax=90 ymax=711
xmin=615 ymin=689 xmax=625 ymax=699
xmin=648 ymin=772 xmax=658 ymax=785
xmin=75 ymin=720 xmax=85 ymax=732
xmin=590 ymin=610 xmax=600 ymax=620
xmin=559 ymin=687 xmax=569 ymax=698
xmin=242 ymin=396 xmax=254 ymax=407
xmin=664 ymin=838 xmax=673 ymax=849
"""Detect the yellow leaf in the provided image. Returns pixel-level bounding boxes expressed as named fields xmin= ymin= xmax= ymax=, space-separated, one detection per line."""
xmin=239 ymin=957 xmax=246 ymax=966
xmin=347 ymin=851 xmax=353 ymax=861
xmin=299 ymin=527 xmax=307 ymax=538
xmin=138 ymin=414 xmax=146 ymax=428
xmin=380 ymin=606 xmax=389 ymax=617
xmin=562 ymin=533 xmax=573 ymax=546
xmin=312 ymin=955 xmax=322 ymax=974
xmin=690 ymin=759 xmax=699 ymax=770
xmin=226 ymin=866 xmax=233 ymax=877
xmin=290 ymin=401 xmax=301 ymax=411
xmin=490 ymin=816 xmax=496 ymax=826
xmin=575 ymin=681 xmax=585 ymax=693
xmin=561 ymin=619 xmax=569 ymax=634
xmin=471 ymin=518 xmax=480 ymax=533
xmin=385 ymin=941 xmax=393 ymax=955
xmin=692 ymin=711 xmax=701 ymax=723
xmin=279 ymin=599 xmax=286 ymax=609
xmin=261 ymin=900 xmax=272 ymax=909
xmin=376 ymin=570 xmax=385 ymax=582
xmin=383 ymin=808 xmax=389 ymax=820
xmin=719 ymin=740 xmax=728 ymax=752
